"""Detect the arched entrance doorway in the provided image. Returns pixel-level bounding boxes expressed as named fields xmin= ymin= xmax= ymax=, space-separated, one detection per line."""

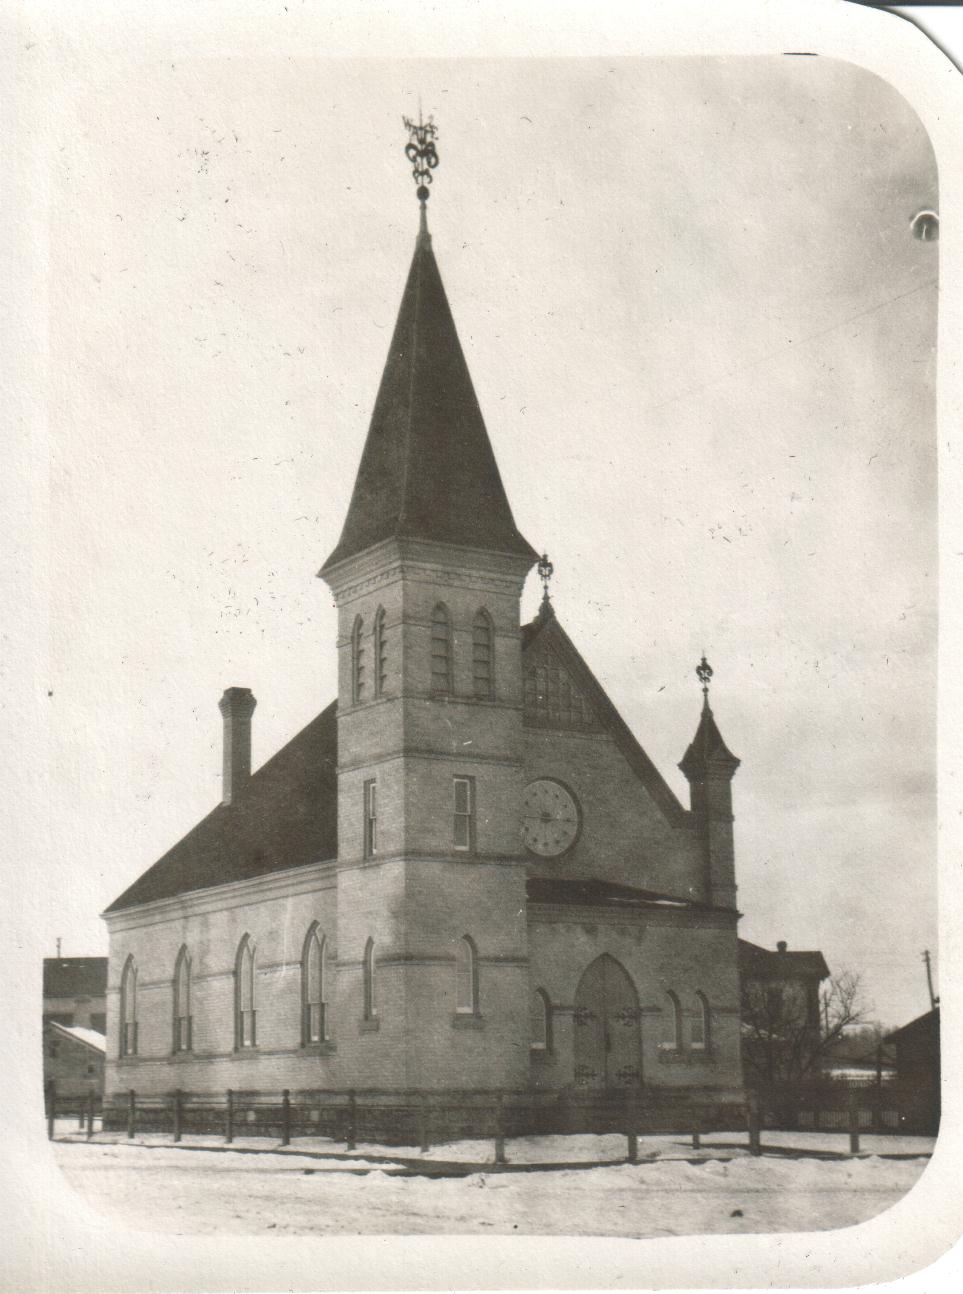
xmin=573 ymin=954 xmax=642 ymax=1089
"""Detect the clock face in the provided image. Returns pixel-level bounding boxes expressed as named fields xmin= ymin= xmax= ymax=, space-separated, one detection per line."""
xmin=521 ymin=779 xmax=581 ymax=858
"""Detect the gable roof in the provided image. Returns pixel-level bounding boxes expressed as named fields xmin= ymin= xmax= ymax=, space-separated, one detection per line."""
xmin=320 ymin=220 xmax=537 ymax=574
xmin=46 ymin=1022 xmax=108 ymax=1054
xmin=884 ymin=1007 xmax=939 ymax=1046
xmin=521 ymin=606 xmax=689 ymax=826
xmin=738 ymin=939 xmax=830 ymax=981
xmin=43 ymin=958 xmax=108 ymax=999
xmin=105 ymin=702 xmax=338 ymax=913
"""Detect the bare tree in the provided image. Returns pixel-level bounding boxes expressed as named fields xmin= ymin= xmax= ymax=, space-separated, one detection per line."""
xmin=741 ymin=968 xmax=867 ymax=1086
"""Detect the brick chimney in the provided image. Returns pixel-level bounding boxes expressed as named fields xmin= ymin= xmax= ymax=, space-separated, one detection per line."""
xmin=218 ymin=687 xmax=257 ymax=806
xmin=777 ymin=940 xmax=788 ymax=954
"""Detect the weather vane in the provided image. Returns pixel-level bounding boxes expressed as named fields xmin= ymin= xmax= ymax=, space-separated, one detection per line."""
xmin=403 ymin=111 xmax=439 ymax=204
xmin=696 ymin=653 xmax=713 ymax=699
xmin=538 ymin=553 xmax=554 ymax=604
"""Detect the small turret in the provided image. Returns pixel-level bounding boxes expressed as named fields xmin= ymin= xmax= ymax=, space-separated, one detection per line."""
xmin=679 ymin=655 xmax=740 ymax=909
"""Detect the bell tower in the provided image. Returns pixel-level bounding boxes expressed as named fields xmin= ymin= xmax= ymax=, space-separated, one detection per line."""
xmin=319 ymin=116 xmax=538 ymax=1089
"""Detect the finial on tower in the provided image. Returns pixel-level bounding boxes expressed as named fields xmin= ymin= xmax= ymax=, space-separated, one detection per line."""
xmin=696 ymin=653 xmax=713 ymax=707
xmin=537 ymin=552 xmax=555 ymax=617
xmin=403 ymin=110 xmax=439 ymax=209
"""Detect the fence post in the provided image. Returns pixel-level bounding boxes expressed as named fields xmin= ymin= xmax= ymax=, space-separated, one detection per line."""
xmin=345 ymin=1089 xmax=356 ymax=1152
xmin=173 ymin=1089 xmax=182 ymax=1143
xmin=127 ymin=1089 xmax=136 ymax=1140
xmin=747 ymin=1094 xmax=761 ymax=1156
xmin=494 ymin=1092 xmax=507 ymax=1165
xmin=626 ymin=1087 xmax=638 ymax=1164
xmin=46 ymin=1081 xmax=56 ymax=1141
xmin=86 ymin=1091 xmax=94 ymax=1140
xmin=848 ymin=1094 xmax=860 ymax=1155
xmin=692 ymin=1108 xmax=702 ymax=1151
xmin=281 ymin=1089 xmax=291 ymax=1146
xmin=78 ymin=1100 xmax=85 ymax=1131
xmin=419 ymin=1092 xmax=430 ymax=1154
xmin=225 ymin=1089 xmax=234 ymax=1144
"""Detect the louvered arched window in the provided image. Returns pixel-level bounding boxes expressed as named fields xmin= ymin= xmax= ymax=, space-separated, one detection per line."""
xmin=363 ymin=938 xmax=377 ymax=1020
xmin=664 ymin=990 xmax=683 ymax=1051
xmin=531 ymin=987 xmax=552 ymax=1051
xmin=173 ymin=946 xmax=192 ymax=1053
xmin=691 ymin=991 xmax=710 ymax=1052
xmin=374 ymin=606 xmax=387 ymax=697
xmin=119 ymin=955 xmax=138 ymax=1057
xmin=235 ymin=935 xmax=257 ymax=1049
xmin=430 ymin=604 xmax=452 ymax=694
xmin=454 ymin=935 xmax=479 ymax=1015
xmin=351 ymin=615 xmax=365 ymax=703
xmin=302 ymin=924 xmax=327 ymax=1044
xmin=472 ymin=609 xmax=494 ymax=699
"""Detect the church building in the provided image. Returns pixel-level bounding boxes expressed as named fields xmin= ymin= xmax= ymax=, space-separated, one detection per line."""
xmin=102 ymin=120 xmax=745 ymax=1119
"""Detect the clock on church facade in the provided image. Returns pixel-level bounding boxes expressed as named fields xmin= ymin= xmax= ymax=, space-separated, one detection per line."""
xmin=521 ymin=779 xmax=581 ymax=857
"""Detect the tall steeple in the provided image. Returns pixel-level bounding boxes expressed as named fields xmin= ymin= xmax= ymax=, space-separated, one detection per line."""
xmin=320 ymin=116 xmax=537 ymax=577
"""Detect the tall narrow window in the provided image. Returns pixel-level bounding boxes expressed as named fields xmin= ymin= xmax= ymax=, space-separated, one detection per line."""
xmin=351 ymin=615 xmax=365 ymax=703
xmin=663 ymin=990 xmax=683 ymax=1051
xmin=119 ymin=955 xmax=138 ymax=1057
xmin=363 ymin=938 xmax=377 ymax=1020
xmin=455 ymin=936 xmax=479 ymax=1014
xmin=430 ymin=603 xmax=452 ymax=694
xmin=173 ymin=946 xmax=192 ymax=1053
xmin=302 ymin=924 xmax=326 ymax=1044
xmin=374 ymin=606 xmax=387 ymax=697
xmin=472 ymin=609 xmax=494 ymax=699
xmin=235 ymin=936 xmax=256 ymax=1049
xmin=363 ymin=780 xmax=377 ymax=857
xmin=531 ymin=988 xmax=552 ymax=1051
xmin=453 ymin=776 xmax=474 ymax=852
xmin=691 ymin=992 xmax=710 ymax=1052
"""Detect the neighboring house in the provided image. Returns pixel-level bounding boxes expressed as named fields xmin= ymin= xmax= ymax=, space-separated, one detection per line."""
xmin=739 ymin=939 xmax=830 ymax=1084
xmin=100 ymin=139 xmax=751 ymax=1122
xmin=884 ymin=1008 xmax=940 ymax=1133
xmin=43 ymin=957 xmax=108 ymax=1033
xmin=44 ymin=1021 xmax=106 ymax=1099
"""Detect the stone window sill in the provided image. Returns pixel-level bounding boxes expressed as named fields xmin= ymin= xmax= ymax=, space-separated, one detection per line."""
xmin=170 ymin=1050 xmax=195 ymax=1062
xmin=451 ymin=1013 xmax=485 ymax=1030
xmin=302 ymin=1041 xmax=337 ymax=1056
xmin=658 ymin=1047 xmax=715 ymax=1064
xmin=359 ymin=1018 xmax=380 ymax=1033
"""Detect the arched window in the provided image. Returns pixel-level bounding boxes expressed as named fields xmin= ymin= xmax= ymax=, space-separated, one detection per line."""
xmin=302 ymin=924 xmax=327 ymax=1044
xmin=691 ymin=991 xmax=710 ymax=1052
xmin=119 ymin=955 xmax=138 ymax=1057
xmin=454 ymin=935 xmax=479 ymax=1015
xmin=430 ymin=603 xmax=452 ymax=694
xmin=472 ymin=609 xmax=494 ymax=700
xmin=374 ymin=606 xmax=387 ymax=697
xmin=173 ymin=946 xmax=192 ymax=1053
xmin=235 ymin=935 xmax=256 ymax=1049
xmin=351 ymin=615 xmax=365 ymax=703
xmin=663 ymin=990 xmax=683 ymax=1051
xmin=363 ymin=937 xmax=377 ymax=1020
xmin=531 ymin=988 xmax=552 ymax=1051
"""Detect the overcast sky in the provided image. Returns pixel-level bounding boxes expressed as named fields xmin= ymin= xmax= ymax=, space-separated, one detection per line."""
xmin=38 ymin=53 xmax=937 ymax=1028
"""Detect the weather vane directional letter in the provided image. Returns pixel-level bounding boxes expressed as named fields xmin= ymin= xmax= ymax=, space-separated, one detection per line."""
xmin=696 ymin=653 xmax=714 ymax=699
xmin=403 ymin=112 xmax=439 ymax=203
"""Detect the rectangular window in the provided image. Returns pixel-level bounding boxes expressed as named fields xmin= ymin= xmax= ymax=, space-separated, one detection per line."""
xmin=364 ymin=780 xmax=377 ymax=857
xmin=453 ymin=777 xmax=473 ymax=852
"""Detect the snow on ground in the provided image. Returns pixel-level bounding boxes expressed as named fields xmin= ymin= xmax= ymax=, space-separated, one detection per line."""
xmin=52 ymin=1130 xmax=933 ymax=1238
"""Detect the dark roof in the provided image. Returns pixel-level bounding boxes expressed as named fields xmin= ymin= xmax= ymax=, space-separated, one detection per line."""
xmin=43 ymin=957 xmax=108 ymax=998
xmin=884 ymin=1007 xmax=940 ymax=1046
xmin=527 ymin=877 xmax=715 ymax=911
xmin=521 ymin=605 xmax=690 ymax=827
xmin=320 ymin=221 xmax=538 ymax=574
xmin=679 ymin=699 xmax=740 ymax=780
xmin=738 ymin=938 xmax=830 ymax=980
xmin=105 ymin=702 xmax=338 ymax=913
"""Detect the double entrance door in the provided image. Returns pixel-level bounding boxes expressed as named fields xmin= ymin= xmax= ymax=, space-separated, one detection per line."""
xmin=572 ymin=954 xmax=642 ymax=1090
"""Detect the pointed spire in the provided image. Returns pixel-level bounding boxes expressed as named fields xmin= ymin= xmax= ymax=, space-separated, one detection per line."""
xmin=319 ymin=117 xmax=537 ymax=576
xmin=679 ymin=654 xmax=740 ymax=780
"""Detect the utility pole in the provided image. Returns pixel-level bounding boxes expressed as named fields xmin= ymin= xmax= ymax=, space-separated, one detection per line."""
xmin=922 ymin=950 xmax=939 ymax=1011
xmin=56 ymin=937 xmax=61 ymax=959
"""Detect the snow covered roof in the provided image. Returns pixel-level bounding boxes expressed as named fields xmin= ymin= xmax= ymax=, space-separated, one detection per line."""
xmin=47 ymin=1022 xmax=107 ymax=1053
